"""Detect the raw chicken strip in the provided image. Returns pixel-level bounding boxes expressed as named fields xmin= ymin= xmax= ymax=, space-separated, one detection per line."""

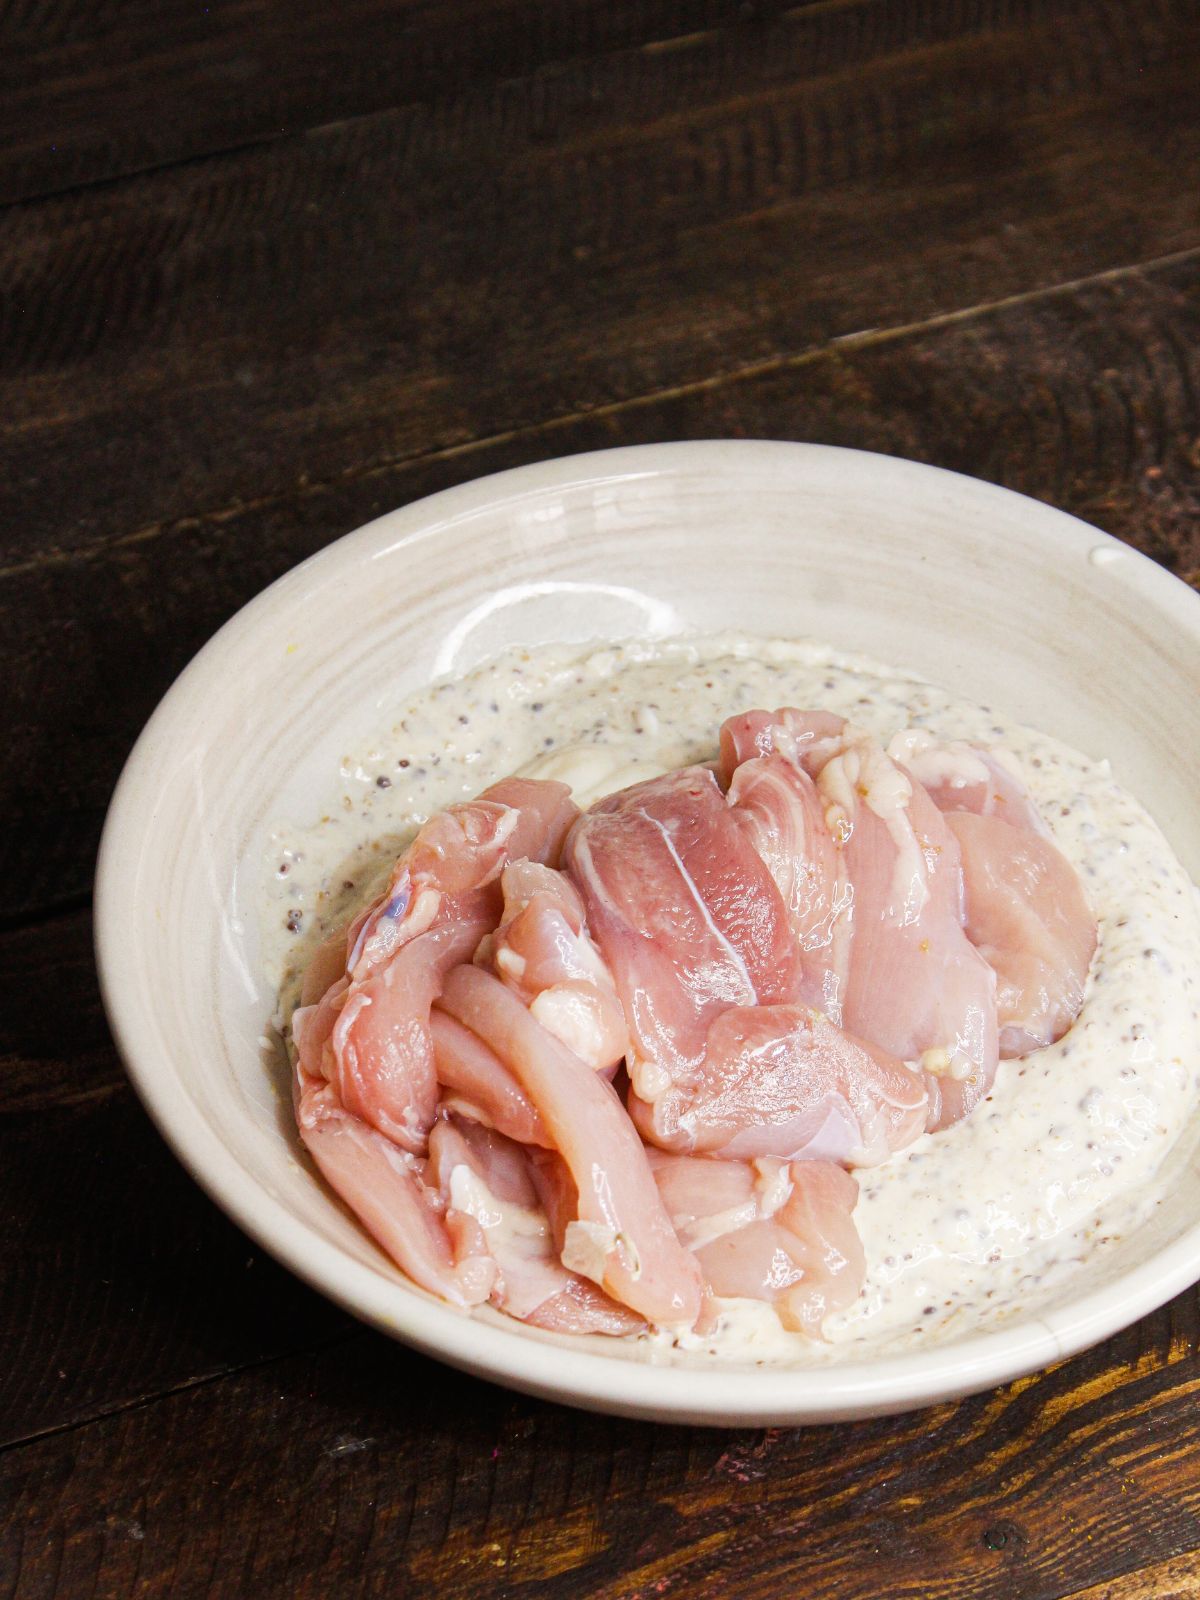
xmin=721 ymin=731 xmax=853 ymax=1022
xmin=292 ymin=778 xmax=578 ymax=1152
xmin=429 ymin=1008 xmax=551 ymax=1147
xmin=349 ymin=777 xmax=579 ymax=981
xmin=438 ymin=963 xmax=703 ymax=1327
xmin=479 ymin=859 xmax=629 ymax=1072
xmin=747 ymin=710 xmax=999 ymax=1127
xmin=946 ymin=812 xmax=1097 ymax=1055
xmin=567 ymin=760 xmax=930 ymax=1158
xmin=633 ymin=1003 xmax=929 ymax=1165
xmin=893 ymin=731 xmax=1097 ymax=1054
xmin=718 ymin=708 xmax=847 ymax=773
xmin=426 ymin=1118 xmax=643 ymax=1334
xmin=329 ymin=920 xmax=481 ymax=1151
xmin=650 ymin=1152 xmax=865 ymax=1338
xmin=891 ymin=730 xmax=1050 ymax=837
xmin=564 ymin=767 xmax=803 ymax=1105
xmin=293 ymin=1068 xmax=495 ymax=1308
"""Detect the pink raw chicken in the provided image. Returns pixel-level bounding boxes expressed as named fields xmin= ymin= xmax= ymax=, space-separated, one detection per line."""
xmin=899 ymin=731 xmax=1097 ymax=1054
xmin=564 ymin=766 xmax=807 ymax=1125
xmin=720 ymin=716 xmax=853 ymax=1021
xmin=347 ymin=776 xmax=580 ymax=981
xmin=429 ymin=1008 xmax=551 ymax=1148
xmin=634 ymin=1003 xmax=928 ymax=1165
xmin=292 ymin=778 xmax=577 ymax=1153
xmin=292 ymin=1067 xmax=496 ymax=1308
xmin=650 ymin=1151 xmax=865 ymax=1338
xmin=437 ymin=963 xmax=704 ymax=1327
xmin=893 ymin=730 xmax=1050 ymax=836
xmin=566 ymin=763 xmax=931 ymax=1162
xmin=478 ymin=859 xmax=629 ymax=1072
xmin=425 ymin=1117 xmax=643 ymax=1334
xmin=735 ymin=710 xmax=999 ymax=1127
xmin=291 ymin=778 xmax=579 ymax=1307
xmin=948 ymin=814 xmax=1096 ymax=1054
xmin=565 ymin=767 xmax=805 ymax=1091
xmin=291 ymin=702 xmax=1097 ymax=1344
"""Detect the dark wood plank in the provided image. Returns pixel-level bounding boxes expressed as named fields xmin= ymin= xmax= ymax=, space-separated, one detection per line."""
xmin=0 ymin=0 xmax=751 ymax=206
xmin=0 ymin=902 xmax=355 ymax=1445
xmin=2 ymin=254 xmax=1197 ymax=919
xmin=2 ymin=0 xmax=1197 ymax=577
xmin=0 ymin=1285 xmax=1196 ymax=1599
xmin=0 ymin=905 xmax=352 ymax=1445
xmin=0 ymin=908 xmax=118 ymax=1116
xmin=0 ymin=1080 xmax=352 ymax=1448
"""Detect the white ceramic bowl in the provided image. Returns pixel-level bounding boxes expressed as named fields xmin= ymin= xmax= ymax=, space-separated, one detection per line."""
xmin=95 ymin=442 xmax=1200 ymax=1425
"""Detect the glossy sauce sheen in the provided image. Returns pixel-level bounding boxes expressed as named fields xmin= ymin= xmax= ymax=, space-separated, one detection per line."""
xmin=261 ymin=637 xmax=1200 ymax=1360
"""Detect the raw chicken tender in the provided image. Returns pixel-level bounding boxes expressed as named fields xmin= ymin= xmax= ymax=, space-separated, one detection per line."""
xmin=293 ymin=777 xmax=576 ymax=1151
xmin=438 ymin=964 xmax=704 ymax=1327
xmin=429 ymin=1008 xmax=550 ymax=1147
xmin=563 ymin=767 xmax=801 ymax=1125
xmin=898 ymin=730 xmax=1097 ymax=1053
xmin=566 ymin=764 xmax=934 ymax=1165
xmin=478 ymin=859 xmax=629 ymax=1072
xmin=722 ymin=742 xmax=852 ymax=1022
xmin=947 ymin=813 xmax=1096 ymax=1054
xmin=348 ymin=776 xmax=579 ymax=981
xmin=426 ymin=1117 xmax=643 ymax=1334
xmin=892 ymin=730 xmax=1050 ymax=836
xmin=292 ymin=779 xmax=578 ymax=1310
xmin=294 ymin=1069 xmax=496 ymax=1308
xmin=651 ymin=1152 xmax=865 ymax=1337
xmin=635 ymin=1003 xmax=928 ymax=1165
xmin=565 ymin=766 xmax=805 ymax=1103
xmin=727 ymin=710 xmax=999 ymax=1126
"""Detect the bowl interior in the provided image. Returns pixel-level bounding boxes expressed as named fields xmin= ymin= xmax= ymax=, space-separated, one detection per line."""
xmin=96 ymin=441 xmax=1200 ymax=1423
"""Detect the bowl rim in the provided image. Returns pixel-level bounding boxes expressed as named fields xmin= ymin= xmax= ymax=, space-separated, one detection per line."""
xmin=94 ymin=439 xmax=1200 ymax=1424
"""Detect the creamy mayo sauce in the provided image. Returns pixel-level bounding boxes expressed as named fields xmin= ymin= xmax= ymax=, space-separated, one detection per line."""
xmin=261 ymin=635 xmax=1200 ymax=1361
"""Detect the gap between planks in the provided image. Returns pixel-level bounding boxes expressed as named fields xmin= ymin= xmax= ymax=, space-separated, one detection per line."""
xmin=0 ymin=1327 xmax=365 ymax=1461
xmin=1 ymin=0 xmax=984 ymax=213
xmin=0 ymin=0 xmax=843 ymax=214
xmin=2 ymin=242 xmax=1196 ymax=588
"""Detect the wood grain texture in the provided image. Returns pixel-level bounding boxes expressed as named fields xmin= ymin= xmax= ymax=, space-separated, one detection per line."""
xmin=0 ymin=908 xmax=115 ymax=1116
xmin=0 ymin=1289 xmax=1196 ymax=1599
xmin=0 ymin=910 xmax=351 ymax=1446
xmin=0 ymin=0 xmax=756 ymax=205
xmin=0 ymin=1083 xmax=351 ymax=1449
xmin=3 ymin=254 xmax=1197 ymax=918
xmin=3 ymin=0 xmax=1198 ymax=576
xmin=1063 ymin=1549 xmax=1200 ymax=1600
xmin=0 ymin=910 xmax=352 ymax=1446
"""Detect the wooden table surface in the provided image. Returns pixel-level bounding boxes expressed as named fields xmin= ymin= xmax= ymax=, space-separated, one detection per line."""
xmin=3 ymin=3 xmax=1199 ymax=1595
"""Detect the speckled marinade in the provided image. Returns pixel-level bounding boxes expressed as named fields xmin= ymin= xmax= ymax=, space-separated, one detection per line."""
xmin=261 ymin=635 xmax=1200 ymax=1361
